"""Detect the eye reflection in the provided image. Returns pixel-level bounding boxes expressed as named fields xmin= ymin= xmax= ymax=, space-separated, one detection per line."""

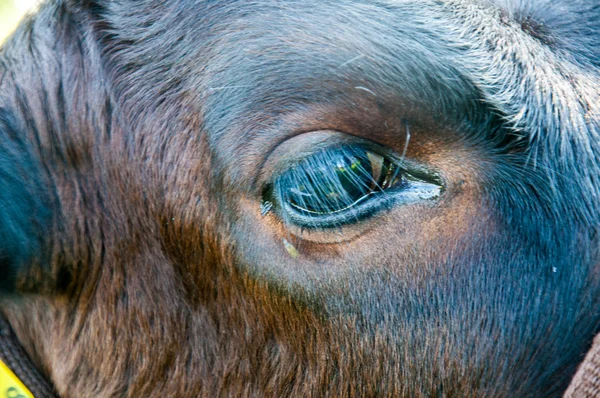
xmin=280 ymin=147 xmax=402 ymax=215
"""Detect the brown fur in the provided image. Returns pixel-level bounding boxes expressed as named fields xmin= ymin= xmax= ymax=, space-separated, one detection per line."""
xmin=1 ymin=0 xmax=600 ymax=396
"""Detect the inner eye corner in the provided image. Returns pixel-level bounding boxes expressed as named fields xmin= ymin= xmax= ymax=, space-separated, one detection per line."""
xmin=260 ymin=183 xmax=276 ymax=215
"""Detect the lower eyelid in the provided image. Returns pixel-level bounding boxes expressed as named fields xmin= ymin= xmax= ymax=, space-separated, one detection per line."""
xmin=279 ymin=179 xmax=442 ymax=230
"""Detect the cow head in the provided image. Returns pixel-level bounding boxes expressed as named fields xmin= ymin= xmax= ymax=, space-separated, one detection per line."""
xmin=1 ymin=0 xmax=599 ymax=396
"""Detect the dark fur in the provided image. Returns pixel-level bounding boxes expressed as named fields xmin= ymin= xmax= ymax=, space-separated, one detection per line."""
xmin=1 ymin=0 xmax=599 ymax=396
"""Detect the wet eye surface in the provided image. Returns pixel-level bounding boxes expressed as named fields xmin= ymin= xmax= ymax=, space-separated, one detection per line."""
xmin=264 ymin=145 xmax=444 ymax=230
xmin=284 ymin=148 xmax=399 ymax=214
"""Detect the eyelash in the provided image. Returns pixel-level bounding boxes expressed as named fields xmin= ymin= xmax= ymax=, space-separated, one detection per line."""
xmin=280 ymin=147 xmax=401 ymax=213
xmin=262 ymin=145 xmax=443 ymax=231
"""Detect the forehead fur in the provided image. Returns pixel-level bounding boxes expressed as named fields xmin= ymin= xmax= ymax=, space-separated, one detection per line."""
xmin=490 ymin=0 xmax=600 ymax=63
xmin=71 ymin=0 xmax=600 ymax=227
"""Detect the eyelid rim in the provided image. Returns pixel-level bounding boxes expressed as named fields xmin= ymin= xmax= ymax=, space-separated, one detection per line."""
xmin=256 ymin=130 xmax=357 ymax=190
xmin=277 ymin=179 xmax=443 ymax=231
xmin=257 ymin=130 xmax=439 ymax=190
xmin=261 ymin=135 xmax=445 ymax=232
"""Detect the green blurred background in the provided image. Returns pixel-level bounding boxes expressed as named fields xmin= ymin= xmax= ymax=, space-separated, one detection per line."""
xmin=1 ymin=0 xmax=40 ymax=43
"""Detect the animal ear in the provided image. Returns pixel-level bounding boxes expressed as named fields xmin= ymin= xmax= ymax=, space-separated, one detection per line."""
xmin=0 ymin=108 xmax=53 ymax=294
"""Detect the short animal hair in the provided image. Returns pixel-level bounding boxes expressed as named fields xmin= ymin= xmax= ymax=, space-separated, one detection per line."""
xmin=0 ymin=0 xmax=599 ymax=396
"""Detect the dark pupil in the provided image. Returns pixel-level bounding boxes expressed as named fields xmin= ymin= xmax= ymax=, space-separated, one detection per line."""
xmin=281 ymin=148 xmax=393 ymax=214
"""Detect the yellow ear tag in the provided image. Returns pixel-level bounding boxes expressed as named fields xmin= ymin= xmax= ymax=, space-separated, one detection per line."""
xmin=0 ymin=359 xmax=34 ymax=398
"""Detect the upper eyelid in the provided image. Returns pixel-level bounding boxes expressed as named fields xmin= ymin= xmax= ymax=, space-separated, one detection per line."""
xmin=274 ymin=143 xmax=443 ymax=189
xmin=278 ymin=146 xmax=385 ymax=206
xmin=255 ymin=130 xmax=399 ymax=190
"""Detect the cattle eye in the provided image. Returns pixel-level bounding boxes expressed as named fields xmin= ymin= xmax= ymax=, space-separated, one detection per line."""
xmin=282 ymin=148 xmax=398 ymax=213
xmin=267 ymin=145 xmax=443 ymax=229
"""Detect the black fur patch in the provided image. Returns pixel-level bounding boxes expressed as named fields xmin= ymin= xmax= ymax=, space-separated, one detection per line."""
xmin=0 ymin=108 xmax=52 ymax=293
